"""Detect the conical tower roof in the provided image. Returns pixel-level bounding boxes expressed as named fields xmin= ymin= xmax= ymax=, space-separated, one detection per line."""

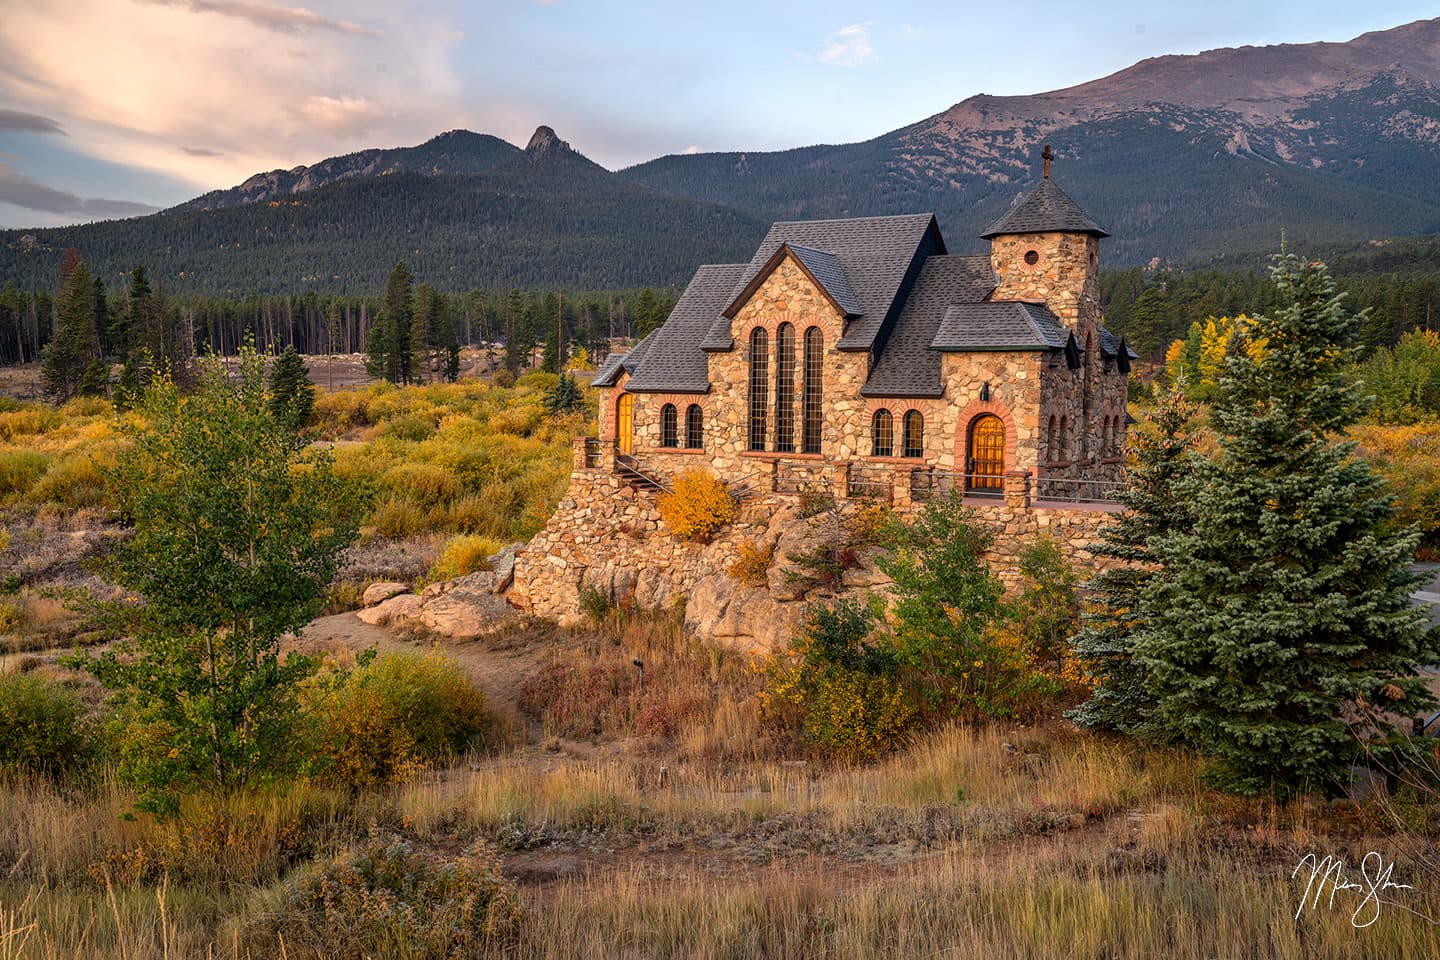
xmin=980 ymin=177 xmax=1109 ymax=239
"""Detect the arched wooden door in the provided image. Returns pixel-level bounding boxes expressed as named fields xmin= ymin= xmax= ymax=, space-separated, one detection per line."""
xmin=968 ymin=415 xmax=1005 ymax=491
xmin=617 ymin=394 xmax=634 ymax=455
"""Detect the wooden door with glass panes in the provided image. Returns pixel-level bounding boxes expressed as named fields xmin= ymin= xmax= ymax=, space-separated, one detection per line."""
xmin=968 ymin=415 xmax=1004 ymax=491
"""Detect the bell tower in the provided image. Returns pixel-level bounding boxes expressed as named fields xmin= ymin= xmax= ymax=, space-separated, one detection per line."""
xmin=982 ymin=145 xmax=1108 ymax=338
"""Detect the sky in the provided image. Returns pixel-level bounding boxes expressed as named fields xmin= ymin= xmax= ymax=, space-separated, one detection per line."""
xmin=0 ymin=1 xmax=1434 ymax=229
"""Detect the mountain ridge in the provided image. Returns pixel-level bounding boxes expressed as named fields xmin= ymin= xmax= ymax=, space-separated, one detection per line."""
xmin=4 ymin=18 xmax=1440 ymax=293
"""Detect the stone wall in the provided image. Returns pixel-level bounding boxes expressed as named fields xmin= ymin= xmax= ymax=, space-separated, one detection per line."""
xmin=509 ymin=453 xmax=1125 ymax=650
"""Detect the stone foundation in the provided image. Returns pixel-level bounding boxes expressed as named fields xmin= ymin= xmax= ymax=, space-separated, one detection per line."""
xmin=509 ymin=455 xmax=1126 ymax=651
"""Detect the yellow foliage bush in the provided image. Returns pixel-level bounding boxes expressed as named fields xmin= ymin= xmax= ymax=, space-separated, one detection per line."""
xmin=0 ymin=449 xmax=49 ymax=499
xmin=380 ymin=461 xmax=462 ymax=507
xmin=727 ymin=538 xmax=773 ymax=587
xmin=658 ymin=469 xmax=737 ymax=541
xmin=430 ymin=534 xmax=502 ymax=581
xmin=371 ymin=496 xmax=427 ymax=539
xmin=1353 ymin=421 xmax=1440 ymax=558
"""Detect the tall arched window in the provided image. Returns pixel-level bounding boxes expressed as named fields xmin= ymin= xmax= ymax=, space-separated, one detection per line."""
xmin=871 ymin=409 xmax=893 ymax=457
xmin=802 ymin=327 xmax=823 ymax=454
xmin=659 ymin=403 xmax=678 ymax=448
xmin=1047 ymin=415 xmax=1058 ymax=462
xmin=685 ymin=404 xmax=703 ymax=449
xmin=1058 ymin=416 xmax=1069 ymax=461
xmin=775 ymin=323 xmax=795 ymax=453
xmin=748 ymin=327 xmax=768 ymax=451
xmin=902 ymin=410 xmax=923 ymax=458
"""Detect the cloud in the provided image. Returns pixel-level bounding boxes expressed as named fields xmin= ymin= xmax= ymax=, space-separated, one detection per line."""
xmin=809 ymin=22 xmax=876 ymax=68
xmin=0 ymin=109 xmax=66 ymax=135
xmin=0 ymin=162 xmax=159 ymax=218
xmin=293 ymin=95 xmax=384 ymax=137
xmin=140 ymin=0 xmax=382 ymax=38
xmin=181 ymin=145 xmax=223 ymax=157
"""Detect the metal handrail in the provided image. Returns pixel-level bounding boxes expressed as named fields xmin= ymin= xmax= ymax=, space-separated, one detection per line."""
xmin=909 ymin=469 xmax=1006 ymax=500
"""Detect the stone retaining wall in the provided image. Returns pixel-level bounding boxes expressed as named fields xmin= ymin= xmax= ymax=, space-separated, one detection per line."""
xmin=509 ymin=453 xmax=1125 ymax=647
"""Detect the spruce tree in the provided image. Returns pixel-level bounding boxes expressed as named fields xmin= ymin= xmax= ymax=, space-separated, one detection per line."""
xmin=41 ymin=260 xmax=100 ymax=403
xmin=267 ymin=345 xmax=314 ymax=429
xmin=365 ymin=262 xmax=413 ymax=384
xmin=1136 ymin=254 xmax=1440 ymax=795
xmin=1068 ymin=384 xmax=1199 ymax=734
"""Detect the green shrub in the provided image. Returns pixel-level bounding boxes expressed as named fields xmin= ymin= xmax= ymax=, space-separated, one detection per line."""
xmin=1358 ymin=329 xmax=1440 ymax=425
xmin=29 ymin=450 xmax=109 ymax=508
xmin=761 ymin=599 xmax=916 ymax=760
xmin=307 ymin=651 xmax=496 ymax=789
xmin=260 ymin=835 xmax=522 ymax=959
xmin=578 ymin=585 xmax=615 ymax=625
xmin=797 ymin=488 xmax=835 ymax=519
xmin=0 ymin=671 xmax=96 ymax=781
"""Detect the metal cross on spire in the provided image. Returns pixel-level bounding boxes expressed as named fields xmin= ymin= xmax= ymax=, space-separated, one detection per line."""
xmin=1042 ymin=144 xmax=1055 ymax=179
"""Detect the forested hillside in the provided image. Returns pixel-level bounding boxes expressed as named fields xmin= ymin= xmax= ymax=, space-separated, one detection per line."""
xmin=0 ymin=129 xmax=764 ymax=297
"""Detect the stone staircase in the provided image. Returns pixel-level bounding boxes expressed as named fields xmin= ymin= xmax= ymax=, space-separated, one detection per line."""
xmin=615 ymin=455 xmax=670 ymax=494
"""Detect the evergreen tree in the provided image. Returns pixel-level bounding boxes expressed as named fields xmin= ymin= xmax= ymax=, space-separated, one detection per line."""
xmin=543 ymin=373 xmax=583 ymax=416
xmin=1135 ymin=255 xmax=1440 ymax=795
xmin=364 ymin=261 xmax=414 ymax=383
xmin=1068 ymin=384 xmax=1199 ymax=734
xmin=41 ymin=259 xmax=100 ymax=403
xmin=445 ymin=341 xmax=461 ymax=382
xmin=79 ymin=357 xmax=111 ymax=398
xmin=267 ymin=345 xmax=314 ymax=429
xmin=113 ymin=355 xmax=142 ymax=412
xmin=540 ymin=328 xmax=560 ymax=373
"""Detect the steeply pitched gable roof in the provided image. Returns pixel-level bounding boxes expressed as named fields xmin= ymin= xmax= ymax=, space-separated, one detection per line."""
xmin=591 ymin=350 xmax=627 ymax=387
xmin=623 ymin=263 xmax=747 ymax=393
xmin=701 ymin=213 xmax=941 ymax=352
xmin=862 ymin=255 xmax=995 ymax=398
xmin=593 ymin=329 xmax=661 ymax=386
xmin=930 ymin=301 xmax=1072 ymax=352
xmin=980 ymin=178 xmax=1109 ymax=239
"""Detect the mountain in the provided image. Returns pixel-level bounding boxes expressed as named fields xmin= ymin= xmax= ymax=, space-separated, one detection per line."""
xmin=169 ymin=129 xmax=521 ymax=212
xmin=3 ymin=19 xmax=1440 ymax=294
xmin=622 ymin=18 xmax=1440 ymax=264
xmin=0 ymin=127 xmax=766 ymax=295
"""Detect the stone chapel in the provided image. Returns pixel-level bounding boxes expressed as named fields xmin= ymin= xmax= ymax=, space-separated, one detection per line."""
xmin=588 ymin=161 xmax=1135 ymax=508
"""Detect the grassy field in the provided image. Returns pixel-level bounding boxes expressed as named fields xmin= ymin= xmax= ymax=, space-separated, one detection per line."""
xmin=4 ymin=607 xmax=1440 ymax=959
xmin=0 ymin=371 xmax=583 ymax=652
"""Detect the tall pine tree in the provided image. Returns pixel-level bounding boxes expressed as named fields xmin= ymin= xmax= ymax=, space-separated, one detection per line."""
xmin=41 ymin=259 xmax=100 ymax=403
xmin=1135 ymin=254 xmax=1440 ymax=795
xmin=364 ymin=261 xmax=413 ymax=384
xmin=1068 ymin=384 xmax=1199 ymax=735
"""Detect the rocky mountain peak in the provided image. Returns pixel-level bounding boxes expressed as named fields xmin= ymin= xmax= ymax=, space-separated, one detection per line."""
xmin=525 ymin=125 xmax=570 ymax=157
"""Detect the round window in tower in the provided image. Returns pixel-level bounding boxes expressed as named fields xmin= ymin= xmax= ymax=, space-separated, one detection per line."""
xmin=1019 ymin=248 xmax=1043 ymax=274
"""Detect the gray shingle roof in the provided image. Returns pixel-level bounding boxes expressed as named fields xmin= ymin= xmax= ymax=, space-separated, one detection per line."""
xmin=785 ymin=244 xmax=862 ymax=317
xmin=1100 ymin=328 xmax=1139 ymax=360
xmin=701 ymin=213 xmax=941 ymax=352
xmin=861 ymin=255 xmax=995 ymax=397
xmin=623 ymin=263 xmax=747 ymax=393
xmin=591 ymin=350 xmax=627 ymax=387
xmin=589 ymin=330 xmax=659 ymax=386
xmin=980 ymin=178 xmax=1109 ymax=239
xmin=930 ymin=301 xmax=1072 ymax=352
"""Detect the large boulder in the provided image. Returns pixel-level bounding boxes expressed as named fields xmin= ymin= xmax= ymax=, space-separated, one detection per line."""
xmin=685 ymin=573 xmax=808 ymax=653
xmin=356 ymin=592 xmax=424 ymax=625
xmin=767 ymin=512 xmax=844 ymax=601
xmin=488 ymin=543 xmax=525 ymax=594
xmin=361 ymin=581 xmax=410 ymax=607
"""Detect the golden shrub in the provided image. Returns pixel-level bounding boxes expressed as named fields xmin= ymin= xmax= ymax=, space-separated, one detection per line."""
xmin=658 ymin=469 xmax=737 ymax=542
xmin=429 ymin=534 xmax=502 ymax=582
xmin=727 ymin=538 xmax=773 ymax=587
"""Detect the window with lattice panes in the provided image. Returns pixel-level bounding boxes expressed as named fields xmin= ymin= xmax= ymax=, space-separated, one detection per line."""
xmin=775 ymin=323 xmax=795 ymax=452
xmin=871 ymin=409 xmax=893 ymax=457
xmin=748 ymin=328 xmax=769 ymax=451
xmin=802 ymin=327 xmax=822 ymax=454
xmin=660 ymin=404 xmax=678 ymax=448
xmin=685 ymin=404 xmax=703 ymax=449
